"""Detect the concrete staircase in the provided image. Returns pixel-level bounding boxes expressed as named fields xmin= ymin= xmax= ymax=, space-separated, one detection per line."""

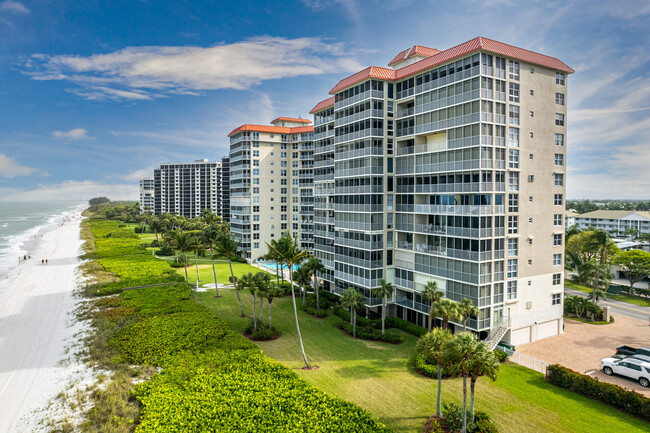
xmin=484 ymin=317 xmax=511 ymax=351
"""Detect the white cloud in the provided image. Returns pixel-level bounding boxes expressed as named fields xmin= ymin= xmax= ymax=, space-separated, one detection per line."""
xmin=0 ymin=153 xmax=37 ymax=177
xmin=0 ymin=1 xmax=29 ymax=14
xmin=52 ymin=128 xmax=91 ymax=139
xmin=28 ymin=36 xmax=364 ymax=100
xmin=120 ymin=168 xmax=154 ymax=182
xmin=0 ymin=180 xmax=138 ymax=202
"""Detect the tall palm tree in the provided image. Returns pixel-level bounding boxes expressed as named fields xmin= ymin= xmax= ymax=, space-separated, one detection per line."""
xmin=148 ymin=218 xmax=164 ymax=244
xmin=467 ymin=342 xmax=499 ymax=425
xmin=260 ymin=250 xmax=284 ymax=297
xmin=303 ymin=257 xmax=326 ymax=309
xmin=340 ymin=287 xmax=364 ymax=338
xmin=372 ymin=278 xmax=394 ymax=335
xmin=585 ymin=229 xmax=619 ymax=305
xmin=240 ymin=272 xmax=257 ymax=329
xmin=416 ymin=328 xmax=453 ymax=417
xmin=201 ymin=209 xmax=219 ymax=226
xmin=421 ymin=281 xmax=443 ymax=331
xmin=293 ymin=266 xmax=312 ymax=305
xmin=167 ymin=231 xmax=194 ymax=283
xmin=202 ymin=225 xmax=221 ymax=297
xmin=432 ymin=298 xmax=459 ymax=330
xmin=266 ymin=232 xmax=311 ymax=368
xmin=254 ymin=271 xmax=272 ymax=327
xmin=264 ymin=276 xmax=283 ymax=329
xmin=214 ymin=232 xmax=245 ymax=317
xmin=189 ymin=234 xmax=203 ymax=288
xmin=446 ymin=332 xmax=480 ymax=433
xmin=458 ymin=298 xmax=480 ymax=332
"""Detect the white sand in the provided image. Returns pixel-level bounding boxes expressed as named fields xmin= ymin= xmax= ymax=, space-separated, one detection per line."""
xmin=0 ymin=210 xmax=91 ymax=432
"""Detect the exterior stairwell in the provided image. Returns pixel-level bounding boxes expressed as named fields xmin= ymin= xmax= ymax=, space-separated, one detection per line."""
xmin=484 ymin=317 xmax=511 ymax=351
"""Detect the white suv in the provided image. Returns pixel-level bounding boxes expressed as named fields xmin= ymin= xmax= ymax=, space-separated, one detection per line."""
xmin=601 ymin=357 xmax=650 ymax=387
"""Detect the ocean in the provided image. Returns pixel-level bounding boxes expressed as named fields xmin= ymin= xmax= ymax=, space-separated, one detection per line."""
xmin=0 ymin=201 xmax=86 ymax=275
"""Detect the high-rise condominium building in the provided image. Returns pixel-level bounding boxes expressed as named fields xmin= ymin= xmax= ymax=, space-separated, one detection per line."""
xmin=221 ymin=156 xmax=231 ymax=222
xmin=139 ymin=177 xmax=155 ymax=212
xmin=312 ymin=37 xmax=573 ymax=346
xmin=153 ymin=159 xmax=226 ymax=219
xmin=228 ymin=118 xmax=314 ymax=260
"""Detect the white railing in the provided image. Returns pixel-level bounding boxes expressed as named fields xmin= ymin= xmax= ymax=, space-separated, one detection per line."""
xmin=509 ymin=351 xmax=549 ymax=375
xmin=484 ymin=316 xmax=511 ymax=350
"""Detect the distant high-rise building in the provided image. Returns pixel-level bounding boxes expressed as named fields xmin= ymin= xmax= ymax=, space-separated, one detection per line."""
xmin=311 ymin=37 xmax=573 ymax=346
xmin=227 ymin=117 xmax=314 ymax=260
xmin=139 ymin=177 xmax=155 ymax=212
xmin=221 ymin=156 xmax=231 ymax=222
xmin=153 ymin=159 xmax=224 ymax=219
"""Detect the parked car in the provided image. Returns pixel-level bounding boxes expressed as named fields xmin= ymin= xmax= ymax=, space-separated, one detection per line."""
xmin=636 ymin=347 xmax=650 ymax=357
xmin=601 ymin=357 xmax=650 ymax=387
xmin=614 ymin=345 xmax=637 ymax=358
xmin=627 ymin=354 xmax=650 ymax=363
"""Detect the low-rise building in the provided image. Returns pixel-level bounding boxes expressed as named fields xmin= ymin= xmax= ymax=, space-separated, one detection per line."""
xmin=573 ymin=210 xmax=650 ymax=236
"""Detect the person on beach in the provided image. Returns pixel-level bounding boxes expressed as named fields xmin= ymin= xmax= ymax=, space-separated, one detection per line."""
xmin=45 ymin=259 xmax=48 ymax=265
xmin=41 ymin=259 xmax=44 ymax=265
xmin=23 ymin=255 xmax=27 ymax=261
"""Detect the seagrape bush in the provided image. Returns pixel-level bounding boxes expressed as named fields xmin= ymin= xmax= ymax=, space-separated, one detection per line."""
xmin=133 ymin=350 xmax=392 ymax=433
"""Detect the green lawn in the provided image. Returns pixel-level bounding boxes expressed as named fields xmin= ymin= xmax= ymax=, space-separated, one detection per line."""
xmin=565 ymin=281 xmax=650 ymax=307
xmin=196 ymin=287 xmax=649 ymax=433
xmin=176 ymin=262 xmax=263 ymax=286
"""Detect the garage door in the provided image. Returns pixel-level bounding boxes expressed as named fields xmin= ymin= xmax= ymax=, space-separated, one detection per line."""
xmin=536 ymin=320 xmax=559 ymax=341
xmin=510 ymin=327 xmax=531 ymax=346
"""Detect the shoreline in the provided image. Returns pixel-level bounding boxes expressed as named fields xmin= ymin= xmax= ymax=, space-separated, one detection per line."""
xmin=0 ymin=206 xmax=93 ymax=432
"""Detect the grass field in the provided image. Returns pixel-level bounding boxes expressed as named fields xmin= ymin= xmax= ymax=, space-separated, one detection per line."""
xmin=196 ymin=286 xmax=650 ymax=433
xmin=566 ymin=281 xmax=650 ymax=307
xmin=175 ymin=262 xmax=263 ymax=286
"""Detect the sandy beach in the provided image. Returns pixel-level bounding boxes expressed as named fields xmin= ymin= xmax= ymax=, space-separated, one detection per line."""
xmin=0 ymin=210 xmax=87 ymax=432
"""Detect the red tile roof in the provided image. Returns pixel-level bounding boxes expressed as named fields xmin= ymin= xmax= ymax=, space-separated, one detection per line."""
xmin=330 ymin=66 xmax=396 ymax=94
xmin=270 ymin=117 xmax=312 ymax=124
xmin=309 ymin=96 xmax=335 ymax=114
xmin=387 ymin=48 xmax=411 ymax=66
xmin=330 ymin=36 xmax=573 ymax=94
xmin=228 ymin=124 xmax=313 ymax=137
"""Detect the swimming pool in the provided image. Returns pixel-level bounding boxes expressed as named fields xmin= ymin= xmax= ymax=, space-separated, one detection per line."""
xmin=259 ymin=262 xmax=300 ymax=272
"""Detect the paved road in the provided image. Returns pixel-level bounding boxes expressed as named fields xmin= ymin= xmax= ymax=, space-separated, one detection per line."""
xmin=564 ymin=287 xmax=650 ymax=322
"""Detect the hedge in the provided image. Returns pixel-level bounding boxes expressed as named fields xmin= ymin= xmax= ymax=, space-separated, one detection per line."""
xmin=545 ymin=364 xmax=650 ymax=421
xmin=332 ymin=306 xmax=380 ymax=328
xmin=385 ymin=317 xmax=428 ymax=337
xmin=413 ymin=353 xmax=453 ymax=379
xmin=335 ymin=320 xmax=402 ymax=344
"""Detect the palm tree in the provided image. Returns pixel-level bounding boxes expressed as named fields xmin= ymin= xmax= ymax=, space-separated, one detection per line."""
xmin=340 ymin=287 xmax=364 ymax=338
xmin=254 ymin=271 xmax=272 ymax=327
xmin=214 ymin=232 xmax=245 ymax=317
xmin=416 ymin=328 xmax=453 ymax=417
xmin=432 ymin=298 xmax=459 ymax=330
xmin=148 ymin=218 xmax=164 ymax=244
xmin=189 ymin=234 xmax=203 ymax=288
xmin=458 ymin=298 xmax=480 ymax=332
xmin=167 ymin=231 xmax=194 ymax=283
xmin=264 ymin=277 xmax=283 ymax=329
xmin=585 ymin=230 xmax=619 ymax=305
xmin=421 ymin=281 xmax=443 ymax=331
xmin=293 ymin=266 xmax=311 ymax=305
xmin=201 ymin=225 xmax=221 ymax=297
xmin=201 ymin=209 xmax=219 ymax=226
xmin=240 ymin=272 xmax=257 ymax=329
xmin=372 ymin=278 xmax=394 ymax=335
xmin=467 ymin=342 xmax=499 ymax=425
xmin=266 ymin=232 xmax=311 ymax=368
xmin=446 ymin=332 xmax=480 ymax=433
xmin=303 ymin=257 xmax=325 ymax=309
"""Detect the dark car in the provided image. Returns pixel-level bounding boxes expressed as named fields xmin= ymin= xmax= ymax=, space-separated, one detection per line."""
xmin=614 ymin=345 xmax=637 ymax=359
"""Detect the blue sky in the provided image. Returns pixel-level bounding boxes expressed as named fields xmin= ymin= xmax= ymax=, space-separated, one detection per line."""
xmin=0 ymin=0 xmax=648 ymax=201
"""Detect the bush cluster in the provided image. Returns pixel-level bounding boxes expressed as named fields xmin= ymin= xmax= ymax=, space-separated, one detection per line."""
xmin=243 ymin=320 xmax=280 ymax=341
xmin=385 ymin=317 xmax=428 ymax=337
xmin=621 ymin=286 xmax=650 ymax=298
xmin=442 ymin=402 xmax=498 ymax=433
xmin=334 ymin=320 xmax=402 ymax=344
xmin=332 ymin=306 xmax=380 ymax=328
xmin=494 ymin=350 xmax=509 ymax=363
xmin=413 ymin=353 xmax=453 ymax=379
xmin=545 ymin=364 xmax=650 ymax=421
xmin=300 ymin=294 xmax=330 ymax=317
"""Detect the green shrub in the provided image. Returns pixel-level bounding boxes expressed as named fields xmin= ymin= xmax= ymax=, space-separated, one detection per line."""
xmin=423 ymin=416 xmax=444 ymax=433
xmin=473 ymin=417 xmax=499 ymax=433
xmin=300 ymin=294 xmax=330 ymax=317
xmin=320 ymin=289 xmax=340 ymax=303
xmin=494 ymin=349 xmax=509 ymax=363
xmin=413 ymin=353 xmax=453 ymax=379
xmin=156 ymin=245 xmax=174 ymax=256
xmin=109 ymin=312 xmax=230 ymax=365
xmin=334 ymin=321 xmax=402 ymax=344
xmin=243 ymin=321 xmax=281 ymax=341
xmin=134 ymin=226 xmax=146 ymax=234
xmin=545 ymin=364 xmax=650 ymax=421
xmin=442 ymin=401 xmax=464 ymax=432
xmin=301 ymin=305 xmax=328 ymax=318
xmin=333 ymin=306 xmax=380 ymax=328
xmin=385 ymin=317 xmax=428 ymax=337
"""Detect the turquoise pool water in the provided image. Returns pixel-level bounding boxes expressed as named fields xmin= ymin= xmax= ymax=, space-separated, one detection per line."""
xmin=259 ymin=262 xmax=300 ymax=272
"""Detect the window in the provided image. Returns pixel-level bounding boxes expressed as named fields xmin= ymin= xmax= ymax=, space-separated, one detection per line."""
xmin=529 ymin=196 xmax=533 ymax=202
xmin=252 ymin=187 xmax=259 ymax=194
xmin=529 ymin=111 xmax=534 ymax=117
xmin=253 ymin=169 xmax=259 ymax=175
xmin=508 ymin=215 xmax=518 ymax=234
xmin=554 ymin=214 xmax=562 ymax=226
xmin=508 ymin=238 xmax=518 ymax=256
xmin=552 ymin=293 xmax=561 ymax=305
xmin=555 ymin=133 xmax=564 ymax=146
xmin=507 ymin=259 xmax=518 ymax=278
xmin=529 ymin=132 xmax=534 ymax=138
xmin=281 ymin=152 xmax=287 ymax=158
xmin=509 ymin=105 xmax=519 ymax=125
xmin=553 ymin=234 xmax=563 ymax=246
xmin=555 ymin=154 xmax=564 ymax=166
xmin=556 ymin=72 xmax=565 ymax=85
xmin=509 ymin=149 xmax=519 ymax=168
xmin=281 ymin=223 xmax=287 ymax=230
xmin=509 ymin=60 xmax=519 ymax=80
xmin=556 ymin=93 xmax=565 ymax=106
xmin=253 ymin=159 xmax=259 ymax=166
xmin=508 ymin=193 xmax=518 ymax=212
xmin=528 ymin=175 xmax=534 ymax=182
xmin=555 ymin=113 xmax=565 ymax=126
xmin=508 ymin=172 xmax=519 ymax=191
xmin=253 ymin=233 xmax=259 ymax=240
xmin=530 ymin=89 xmax=534 ymax=96
xmin=530 ymin=67 xmax=535 ymax=74
xmin=554 ymin=194 xmax=563 ymax=206
xmin=553 ymin=273 xmax=562 ymax=285
xmin=509 ymin=83 xmax=519 ymax=102
xmin=253 ymin=242 xmax=259 ymax=249
xmin=509 ymin=128 xmax=519 ymax=147
xmin=554 ymin=173 xmax=564 ymax=186
xmin=553 ymin=253 xmax=562 ymax=266
xmin=253 ymin=215 xmax=259 ymax=221
xmin=507 ymin=281 xmax=517 ymax=300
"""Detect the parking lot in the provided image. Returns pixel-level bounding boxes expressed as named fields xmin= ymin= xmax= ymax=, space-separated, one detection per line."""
xmin=514 ymin=314 xmax=650 ymax=396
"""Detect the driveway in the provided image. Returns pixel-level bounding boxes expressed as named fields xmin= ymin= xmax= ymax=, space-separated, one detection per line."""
xmin=514 ymin=314 xmax=650 ymax=396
